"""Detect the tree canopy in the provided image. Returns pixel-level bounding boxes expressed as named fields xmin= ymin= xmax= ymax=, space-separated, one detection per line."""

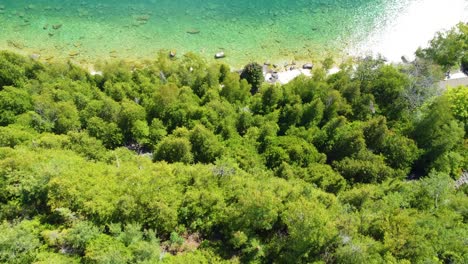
xmin=0 ymin=23 xmax=467 ymax=263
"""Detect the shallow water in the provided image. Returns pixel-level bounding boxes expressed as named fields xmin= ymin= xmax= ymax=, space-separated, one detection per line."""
xmin=0 ymin=0 xmax=466 ymax=67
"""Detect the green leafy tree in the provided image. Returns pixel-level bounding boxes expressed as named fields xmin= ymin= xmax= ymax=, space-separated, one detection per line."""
xmin=87 ymin=117 xmax=123 ymax=149
xmin=154 ymin=136 xmax=193 ymax=163
xmin=84 ymin=234 xmax=132 ymax=264
xmin=189 ymin=124 xmax=223 ymax=163
xmin=0 ymin=219 xmax=42 ymax=264
xmin=0 ymin=86 xmax=32 ymax=125
xmin=279 ymin=198 xmax=338 ymax=262
xmin=63 ymin=221 xmax=100 ymax=255
xmin=371 ymin=65 xmax=410 ymax=121
xmin=240 ymin=62 xmax=264 ymax=95
xmin=412 ymin=97 xmax=465 ymax=174
xmin=416 ymin=22 xmax=468 ymax=70
xmin=0 ymin=51 xmax=28 ymax=88
xmin=148 ymin=118 xmax=168 ymax=148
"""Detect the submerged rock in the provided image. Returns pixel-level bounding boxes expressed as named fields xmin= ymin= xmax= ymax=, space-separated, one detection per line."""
xmin=187 ymin=29 xmax=200 ymax=34
xmin=52 ymin=24 xmax=62 ymax=30
xmin=69 ymin=51 xmax=80 ymax=57
xmin=25 ymin=4 xmax=35 ymax=11
xmin=136 ymin=15 xmax=150 ymax=21
xmin=7 ymin=40 xmax=24 ymax=49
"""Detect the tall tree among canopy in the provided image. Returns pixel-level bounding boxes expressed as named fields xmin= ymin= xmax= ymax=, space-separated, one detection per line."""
xmin=240 ymin=62 xmax=264 ymax=95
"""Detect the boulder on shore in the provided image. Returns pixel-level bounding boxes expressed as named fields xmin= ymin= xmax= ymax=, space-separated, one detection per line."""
xmin=169 ymin=50 xmax=176 ymax=58
xmin=302 ymin=63 xmax=313 ymax=70
xmin=215 ymin=52 xmax=225 ymax=59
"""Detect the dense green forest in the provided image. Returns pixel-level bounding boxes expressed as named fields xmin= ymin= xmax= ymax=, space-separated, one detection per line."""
xmin=0 ymin=23 xmax=467 ymax=264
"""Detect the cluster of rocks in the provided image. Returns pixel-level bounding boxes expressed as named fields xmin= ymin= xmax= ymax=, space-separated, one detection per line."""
xmin=43 ymin=23 xmax=63 ymax=37
xmin=168 ymin=50 xmax=226 ymax=60
xmin=132 ymin=13 xmax=151 ymax=27
xmin=7 ymin=40 xmax=25 ymax=50
xmin=264 ymin=61 xmax=314 ymax=83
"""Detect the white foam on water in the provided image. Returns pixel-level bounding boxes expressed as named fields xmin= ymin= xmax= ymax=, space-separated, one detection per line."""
xmin=353 ymin=0 xmax=468 ymax=62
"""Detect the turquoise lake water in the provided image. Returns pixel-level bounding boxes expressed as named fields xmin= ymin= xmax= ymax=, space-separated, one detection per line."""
xmin=0 ymin=0 xmax=451 ymax=67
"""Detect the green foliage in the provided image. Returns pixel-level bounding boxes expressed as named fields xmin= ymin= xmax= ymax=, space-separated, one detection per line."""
xmin=154 ymin=136 xmax=193 ymax=163
xmin=0 ymin=125 xmax=36 ymax=147
xmin=444 ymin=85 xmax=468 ymax=132
xmin=461 ymin=54 xmax=468 ymax=73
xmin=0 ymin=219 xmax=42 ymax=264
xmin=0 ymin=42 xmax=466 ymax=264
xmin=240 ymin=62 xmax=263 ymax=94
xmin=84 ymin=234 xmax=132 ymax=264
xmin=0 ymin=86 xmax=32 ymax=125
xmin=220 ymin=72 xmax=251 ymax=104
xmin=371 ymin=65 xmax=410 ymax=121
xmin=412 ymin=97 xmax=465 ymax=174
xmin=189 ymin=124 xmax=223 ymax=163
xmin=416 ymin=22 xmax=468 ymax=70
xmin=63 ymin=221 xmax=100 ymax=254
xmin=0 ymin=51 xmax=28 ymax=88
xmin=280 ymin=197 xmax=338 ymax=262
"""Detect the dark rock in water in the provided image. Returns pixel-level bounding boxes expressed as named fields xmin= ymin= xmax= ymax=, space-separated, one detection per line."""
xmin=215 ymin=52 xmax=225 ymax=59
xmin=43 ymin=24 xmax=49 ymax=30
xmin=7 ymin=40 xmax=24 ymax=49
xmin=169 ymin=50 xmax=176 ymax=58
xmin=52 ymin=24 xmax=62 ymax=30
xmin=136 ymin=15 xmax=150 ymax=21
xmin=187 ymin=29 xmax=200 ymax=34
xmin=264 ymin=61 xmax=271 ymax=66
xmin=302 ymin=63 xmax=313 ymax=70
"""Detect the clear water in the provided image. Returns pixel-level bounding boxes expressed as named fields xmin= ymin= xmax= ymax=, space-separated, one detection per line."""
xmin=0 ymin=0 xmax=463 ymax=67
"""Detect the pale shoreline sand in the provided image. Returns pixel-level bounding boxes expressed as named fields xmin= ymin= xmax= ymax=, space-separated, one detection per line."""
xmin=265 ymin=69 xmax=312 ymax=85
xmin=352 ymin=0 xmax=468 ymax=61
